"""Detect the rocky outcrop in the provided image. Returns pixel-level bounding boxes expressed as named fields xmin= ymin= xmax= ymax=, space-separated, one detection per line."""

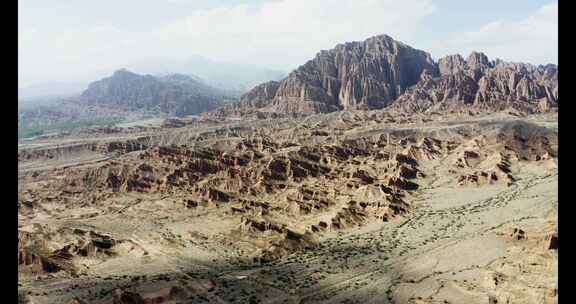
xmin=474 ymin=61 xmax=557 ymax=106
xmin=496 ymin=120 xmax=558 ymax=160
xmin=80 ymin=70 xmax=228 ymax=116
xmin=240 ymin=81 xmax=280 ymax=108
xmin=22 ymin=133 xmax=431 ymax=263
xmin=211 ymin=81 xmax=281 ymax=117
xmin=438 ymin=55 xmax=468 ymax=77
xmin=392 ymin=70 xmax=478 ymax=112
xmin=395 ymin=52 xmax=558 ymax=113
xmin=448 ymin=121 xmax=557 ymax=188
xmin=213 ymin=35 xmax=557 ymax=117
xmin=275 ymin=35 xmax=437 ymax=113
xmin=212 ymin=34 xmax=437 ymax=116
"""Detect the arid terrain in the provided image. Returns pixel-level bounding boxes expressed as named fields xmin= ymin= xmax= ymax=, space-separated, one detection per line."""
xmin=18 ymin=32 xmax=558 ymax=304
xmin=18 ymin=108 xmax=557 ymax=304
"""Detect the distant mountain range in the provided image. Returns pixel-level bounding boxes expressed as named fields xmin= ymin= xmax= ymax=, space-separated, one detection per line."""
xmin=19 ymin=54 xmax=286 ymax=103
xmin=79 ymin=69 xmax=230 ymax=116
xmin=211 ymin=34 xmax=558 ymax=117
xmin=18 ymin=70 xmax=235 ymax=132
xmin=19 ymin=34 xmax=558 ymax=127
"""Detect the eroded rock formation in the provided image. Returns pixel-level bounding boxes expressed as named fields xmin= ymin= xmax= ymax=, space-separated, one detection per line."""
xmin=211 ymin=34 xmax=438 ymax=116
xmin=395 ymin=52 xmax=558 ymax=113
xmin=211 ymin=35 xmax=558 ymax=117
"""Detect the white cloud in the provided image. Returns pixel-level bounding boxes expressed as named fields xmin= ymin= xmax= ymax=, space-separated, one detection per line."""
xmin=18 ymin=0 xmax=436 ymax=85
xmin=18 ymin=27 xmax=38 ymax=49
xmin=430 ymin=2 xmax=558 ymax=64
xmin=90 ymin=25 xmax=119 ymax=33
xmin=139 ymin=0 xmax=437 ymax=65
xmin=19 ymin=0 xmax=558 ymax=87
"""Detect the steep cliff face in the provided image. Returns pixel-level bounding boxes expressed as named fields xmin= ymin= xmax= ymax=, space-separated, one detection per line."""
xmin=395 ymin=52 xmax=558 ymax=113
xmin=80 ymin=70 xmax=227 ymax=116
xmin=212 ymin=35 xmax=558 ymax=117
xmin=270 ymin=35 xmax=438 ymax=113
xmin=209 ymin=81 xmax=280 ymax=117
xmin=216 ymin=35 xmax=437 ymax=116
xmin=237 ymin=81 xmax=281 ymax=109
xmin=391 ymin=70 xmax=479 ymax=112
xmin=474 ymin=61 xmax=558 ymax=105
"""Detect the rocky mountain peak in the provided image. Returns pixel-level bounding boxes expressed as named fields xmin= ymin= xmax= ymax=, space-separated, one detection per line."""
xmin=211 ymin=34 xmax=557 ymax=117
xmin=395 ymin=50 xmax=558 ymax=113
xmin=80 ymin=70 xmax=228 ymax=116
xmin=467 ymin=51 xmax=491 ymax=71
xmin=438 ymin=54 xmax=467 ymax=76
xmin=219 ymin=34 xmax=438 ymax=116
xmin=111 ymin=68 xmax=140 ymax=79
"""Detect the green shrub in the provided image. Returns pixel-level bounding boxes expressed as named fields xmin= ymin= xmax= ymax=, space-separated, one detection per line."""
xmin=18 ymin=117 xmax=125 ymax=139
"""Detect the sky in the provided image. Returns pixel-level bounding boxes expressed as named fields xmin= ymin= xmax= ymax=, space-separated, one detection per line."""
xmin=18 ymin=0 xmax=558 ymax=87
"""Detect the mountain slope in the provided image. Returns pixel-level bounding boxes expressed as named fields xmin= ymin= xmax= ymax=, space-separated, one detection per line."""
xmin=80 ymin=69 xmax=230 ymax=116
xmin=394 ymin=53 xmax=558 ymax=113
xmin=209 ymin=81 xmax=281 ymax=117
xmin=212 ymin=34 xmax=437 ymax=117
xmin=212 ymin=34 xmax=558 ymax=117
xmin=272 ymin=35 xmax=438 ymax=113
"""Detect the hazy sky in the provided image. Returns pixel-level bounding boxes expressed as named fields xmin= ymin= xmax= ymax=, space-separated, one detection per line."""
xmin=18 ymin=0 xmax=558 ymax=87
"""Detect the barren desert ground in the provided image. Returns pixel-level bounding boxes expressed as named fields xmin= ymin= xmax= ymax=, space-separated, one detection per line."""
xmin=18 ymin=109 xmax=557 ymax=304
